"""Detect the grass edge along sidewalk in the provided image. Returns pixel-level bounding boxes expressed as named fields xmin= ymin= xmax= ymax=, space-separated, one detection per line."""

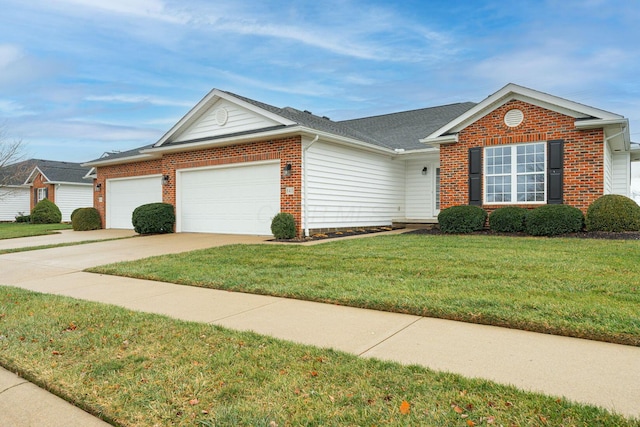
xmin=0 ymin=287 xmax=636 ymax=426
xmin=0 ymin=222 xmax=72 ymax=240
xmin=88 ymin=234 xmax=640 ymax=347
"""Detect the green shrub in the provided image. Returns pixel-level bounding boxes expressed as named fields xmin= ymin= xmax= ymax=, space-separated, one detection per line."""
xmin=586 ymin=194 xmax=640 ymax=232
xmin=437 ymin=205 xmax=487 ymax=233
xmin=70 ymin=207 xmax=83 ymax=222
xmin=525 ymin=204 xmax=584 ymax=236
xmin=72 ymin=208 xmax=102 ymax=231
xmin=132 ymin=203 xmax=175 ymax=235
xmin=30 ymin=199 xmax=62 ymax=224
xmin=15 ymin=213 xmax=30 ymax=223
xmin=489 ymin=206 xmax=528 ymax=233
xmin=271 ymin=212 xmax=296 ymax=239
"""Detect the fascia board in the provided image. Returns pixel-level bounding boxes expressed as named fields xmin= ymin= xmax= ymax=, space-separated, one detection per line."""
xmin=419 ymin=134 xmax=458 ymax=145
xmin=154 ymin=89 xmax=297 ymax=148
xmin=81 ymin=153 xmax=161 ymax=168
xmin=142 ymin=126 xmax=395 ymax=156
xmin=23 ymin=166 xmax=47 ymax=185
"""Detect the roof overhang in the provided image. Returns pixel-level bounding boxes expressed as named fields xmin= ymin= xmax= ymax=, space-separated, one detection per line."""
xmin=82 ymin=152 xmax=162 ymax=168
xmin=23 ymin=166 xmax=48 ymax=185
xmin=575 ymin=118 xmax=631 ymax=151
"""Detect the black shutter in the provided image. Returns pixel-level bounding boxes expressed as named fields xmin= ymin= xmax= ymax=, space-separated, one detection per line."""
xmin=44 ymin=187 xmax=49 ymax=199
xmin=469 ymin=147 xmax=482 ymax=205
xmin=547 ymin=139 xmax=564 ymax=204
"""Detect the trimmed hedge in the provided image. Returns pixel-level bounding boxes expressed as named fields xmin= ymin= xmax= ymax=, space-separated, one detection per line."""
xmin=30 ymin=199 xmax=62 ymax=224
xmin=525 ymin=204 xmax=584 ymax=236
xmin=586 ymin=194 xmax=640 ymax=232
xmin=72 ymin=207 xmax=102 ymax=231
xmin=489 ymin=206 xmax=527 ymax=233
xmin=271 ymin=212 xmax=296 ymax=239
xmin=437 ymin=205 xmax=487 ymax=233
xmin=15 ymin=214 xmax=30 ymax=223
xmin=132 ymin=203 xmax=175 ymax=235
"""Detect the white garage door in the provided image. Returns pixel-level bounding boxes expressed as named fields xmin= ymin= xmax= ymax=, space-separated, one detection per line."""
xmin=56 ymin=184 xmax=93 ymax=222
xmin=178 ymin=161 xmax=280 ymax=235
xmin=106 ymin=176 xmax=162 ymax=229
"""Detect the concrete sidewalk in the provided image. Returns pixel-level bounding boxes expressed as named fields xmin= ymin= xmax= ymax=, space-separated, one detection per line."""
xmin=1 ymin=231 xmax=639 ymax=424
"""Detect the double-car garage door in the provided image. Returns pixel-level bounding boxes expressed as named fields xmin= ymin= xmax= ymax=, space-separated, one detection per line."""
xmin=106 ymin=161 xmax=280 ymax=235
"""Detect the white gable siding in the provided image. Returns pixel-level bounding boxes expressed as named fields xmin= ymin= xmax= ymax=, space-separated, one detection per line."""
xmin=0 ymin=187 xmax=30 ymax=221
xmin=405 ymin=156 xmax=439 ymax=219
xmin=611 ymin=152 xmax=631 ymax=196
xmin=304 ymin=140 xmax=405 ymax=230
xmin=56 ymin=184 xmax=93 ymax=222
xmin=174 ymin=99 xmax=281 ymax=143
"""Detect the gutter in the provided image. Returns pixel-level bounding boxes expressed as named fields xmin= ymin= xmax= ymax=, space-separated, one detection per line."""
xmin=303 ymin=134 xmax=319 ymax=237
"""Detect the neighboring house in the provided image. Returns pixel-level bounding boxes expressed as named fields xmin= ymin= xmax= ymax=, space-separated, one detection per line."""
xmin=83 ymin=83 xmax=639 ymax=236
xmin=0 ymin=161 xmax=32 ymax=221
xmin=0 ymin=159 xmax=93 ymax=222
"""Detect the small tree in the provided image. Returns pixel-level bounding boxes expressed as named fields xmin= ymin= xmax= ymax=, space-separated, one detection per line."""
xmin=0 ymin=126 xmax=29 ymax=201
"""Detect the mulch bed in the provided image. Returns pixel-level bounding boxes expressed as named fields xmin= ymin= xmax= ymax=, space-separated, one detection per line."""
xmin=271 ymin=226 xmax=403 ymax=243
xmin=406 ymin=228 xmax=640 ymax=240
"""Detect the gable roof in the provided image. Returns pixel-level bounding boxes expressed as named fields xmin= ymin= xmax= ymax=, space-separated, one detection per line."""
xmin=23 ymin=160 xmax=92 ymax=185
xmin=420 ymin=83 xmax=630 ymax=150
xmin=339 ymin=102 xmax=476 ymax=151
xmin=0 ymin=159 xmax=34 ymax=187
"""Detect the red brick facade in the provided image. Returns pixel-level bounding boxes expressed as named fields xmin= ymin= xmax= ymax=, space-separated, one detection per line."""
xmin=439 ymin=100 xmax=604 ymax=215
xmin=95 ymin=136 xmax=304 ymax=236
xmin=31 ymin=173 xmax=55 ymax=210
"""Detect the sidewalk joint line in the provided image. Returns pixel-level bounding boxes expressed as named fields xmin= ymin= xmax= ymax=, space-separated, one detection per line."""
xmin=358 ymin=316 xmax=422 ymax=357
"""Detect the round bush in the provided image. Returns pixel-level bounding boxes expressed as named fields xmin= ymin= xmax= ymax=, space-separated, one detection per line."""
xmin=586 ymin=194 xmax=640 ymax=232
xmin=31 ymin=198 xmax=62 ymax=224
xmin=70 ymin=207 xmax=83 ymax=222
xmin=489 ymin=206 xmax=528 ymax=233
xmin=132 ymin=203 xmax=175 ymax=235
xmin=525 ymin=204 xmax=584 ymax=236
xmin=72 ymin=207 xmax=102 ymax=231
xmin=271 ymin=212 xmax=296 ymax=239
xmin=437 ymin=205 xmax=487 ymax=233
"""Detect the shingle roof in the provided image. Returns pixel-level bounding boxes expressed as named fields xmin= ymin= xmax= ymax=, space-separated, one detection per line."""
xmin=338 ymin=102 xmax=477 ymax=150
xmin=0 ymin=159 xmax=92 ymax=186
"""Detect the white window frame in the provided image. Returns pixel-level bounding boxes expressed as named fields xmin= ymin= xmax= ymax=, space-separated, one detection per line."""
xmin=484 ymin=142 xmax=547 ymax=204
xmin=37 ymin=188 xmax=47 ymax=202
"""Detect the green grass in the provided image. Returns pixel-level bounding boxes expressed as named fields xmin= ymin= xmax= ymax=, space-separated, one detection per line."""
xmin=0 ymin=222 xmax=72 ymax=239
xmin=88 ymin=234 xmax=640 ymax=346
xmin=0 ymin=287 xmax=636 ymax=426
xmin=0 ymin=237 xmax=133 ymax=255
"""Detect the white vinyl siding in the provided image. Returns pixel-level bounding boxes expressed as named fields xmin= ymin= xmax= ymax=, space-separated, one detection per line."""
xmin=604 ymin=142 xmax=613 ymax=194
xmin=174 ymin=99 xmax=281 ymax=143
xmin=304 ymin=141 xmax=405 ymax=230
xmin=404 ymin=157 xmax=438 ymax=219
xmin=0 ymin=187 xmax=30 ymax=221
xmin=106 ymin=176 xmax=162 ymax=229
xmin=55 ymin=184 xmax=93 ymax=222
xmin=177 ymin=161 xmax=280 ymax=235
xmin=611 ymin=152 xmax=631 ymax=196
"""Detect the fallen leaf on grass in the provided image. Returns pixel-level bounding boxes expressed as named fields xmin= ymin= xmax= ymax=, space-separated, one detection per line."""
xmin=399 ymin=400 xmax=411 ymax=415
xmin=452 ymin=405 xmax=464 ymax=414
xmin=466 ymin=420 xmax=475 ymax=426
xmin=189 ymin=398 xmax=199 ymax=405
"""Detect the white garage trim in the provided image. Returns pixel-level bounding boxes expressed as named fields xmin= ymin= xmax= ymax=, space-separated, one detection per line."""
xmin=106 ymin=175 xmax=162 ymax=229
xmin=176 ymin=160 xmax=280 ymax=235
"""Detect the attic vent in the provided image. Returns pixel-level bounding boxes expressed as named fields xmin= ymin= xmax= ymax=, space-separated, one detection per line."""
xmin=215 ymin=107 xmax=228 ymax=126
xmin=504 ymin=109 xmax=524 ymax=127
xmin=303 ymin=110 xmax=312 ymax=114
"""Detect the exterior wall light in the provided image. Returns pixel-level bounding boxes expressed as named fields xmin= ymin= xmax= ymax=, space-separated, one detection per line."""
xmin=162 ymin=175 xmax=170 ymax=185
xmin=422 ymin=167 xmax=428 ymax=175
xmin=95 ymin=183 xmax=102 ymax=192
xmin=283 ymin=163 xmax=292 ymax=177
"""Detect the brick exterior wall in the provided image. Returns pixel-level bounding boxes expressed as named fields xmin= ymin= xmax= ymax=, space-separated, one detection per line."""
xmin=439 ymin=99 xmax=605 ymax=215
xmin=31 ymin=173 xmax=55 ymax=210
xmin=95 ymin=136 xmax=303 ymax=236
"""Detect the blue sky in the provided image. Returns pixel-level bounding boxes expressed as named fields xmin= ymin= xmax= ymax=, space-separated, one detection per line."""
xmin=2 ymin=0 xmax=639 ymax=183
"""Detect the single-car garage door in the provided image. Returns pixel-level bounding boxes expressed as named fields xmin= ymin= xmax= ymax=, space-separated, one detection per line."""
xmin=178 ymin=161 xmax=280 ymax=235
xmin=106 ymin=176 xmax=162 ymax=229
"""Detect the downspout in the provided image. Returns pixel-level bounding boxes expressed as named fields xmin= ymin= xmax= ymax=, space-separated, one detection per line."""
xmin=303 ymin=134 xmax=319 ymax=237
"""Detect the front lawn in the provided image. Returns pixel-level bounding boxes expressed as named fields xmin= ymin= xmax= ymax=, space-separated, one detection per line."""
xmin=89 ymin=234 xmax=640 ymax=346
xmin=0 ymin=287 xmax=635 ymax=426
xmin=0 ymin=222 xmax=71 ymax=239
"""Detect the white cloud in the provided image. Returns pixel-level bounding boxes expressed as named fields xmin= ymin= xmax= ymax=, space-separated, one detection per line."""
xmin=0 ymin=44 xmax=23 ymax=69
xmin=56 ymin=0 xmax=189 ymax=24
xmin=0 ymin=99 xmax=35 ymax=117
xmin=85 ymin=94 xmax=193 ymax=108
